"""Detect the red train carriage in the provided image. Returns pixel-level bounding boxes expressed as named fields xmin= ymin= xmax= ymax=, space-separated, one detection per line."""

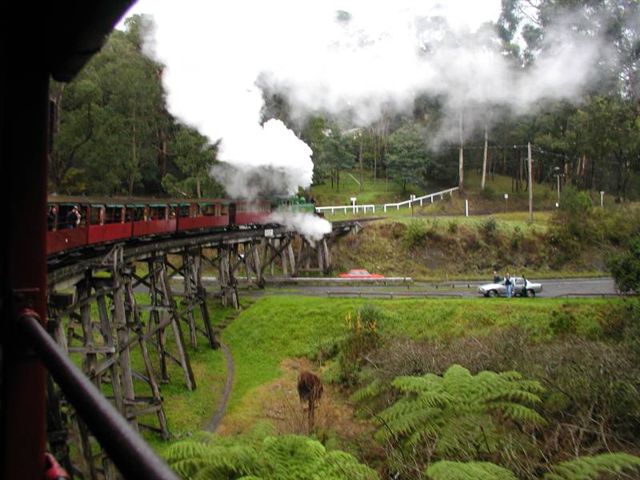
xmin=46 ymin=196 xmax=275 ymax=257
xmin=131 ymin=202 xmax=177 ymax=237
xmin=176 ymin=199 xmax=231 ymax=232
xmin=46 ymin=202 xmax=89 ymax=255
xmin=87 ymin=202 xmax=132 ymax=245
xmin=235 ymin=199 xmax=272 ymax=226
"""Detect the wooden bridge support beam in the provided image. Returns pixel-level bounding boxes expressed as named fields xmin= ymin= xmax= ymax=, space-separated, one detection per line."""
xmin=119 ymin=264 xmax=170 ymax=439
xmin=260 ymin=236 xmax=296 ymax=279
xmin=218 ymin=245 xmax=239 ymax=309
xmin=178 ymin=247 xmax=216 ymax=349
xmin=294 ymin=235 xmax=332 ymax=276
xmin=143 ymin=254 xmax=196 ymax=390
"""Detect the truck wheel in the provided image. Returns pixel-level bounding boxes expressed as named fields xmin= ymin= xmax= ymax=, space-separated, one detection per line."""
xmin=488 ymin=290 xmax=497 ymax=298
xmin=526 ymin=289 xmax=536 ymax=298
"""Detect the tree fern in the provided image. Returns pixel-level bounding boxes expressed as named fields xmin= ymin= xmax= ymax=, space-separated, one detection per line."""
xmin=350 ymin=378 xmax=384 ymax=403
xmin=426 ymin=460 xmax=518 ymax=480
xmin=165 ymin=433 xmax=378 ymax=480
xmin=376 ymin=364 xmax=545 ymax=457
xmin=425 ymin=454 xmax=640 ymax=480
xmin=544 ymin=453 xmax=640 ymax=480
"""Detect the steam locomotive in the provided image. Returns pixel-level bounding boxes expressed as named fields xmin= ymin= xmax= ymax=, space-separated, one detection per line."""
xmin=47 ymin=195 xmax=317 ymax=256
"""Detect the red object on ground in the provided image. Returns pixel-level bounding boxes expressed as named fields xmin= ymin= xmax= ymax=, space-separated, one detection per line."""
xmin=338 ymin=269 xmax=385 ymax=279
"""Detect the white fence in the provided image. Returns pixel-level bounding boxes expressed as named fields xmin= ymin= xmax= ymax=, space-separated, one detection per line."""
xmin=315 ymin=187 xmax=459 ymax=215
xmin=382 ymin=187 xmax=459 ymax=212
xmin=315 ymin=204 xmax=377 ymax=215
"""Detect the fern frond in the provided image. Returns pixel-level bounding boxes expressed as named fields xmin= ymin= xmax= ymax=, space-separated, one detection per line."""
xmin=316 ymin=450 xmax=379 ymax=480
xmin=169 ymin=459 xmax=206 ymax=479
xmin=376 ymin=364 xmax=546 ymax=456
xmin=544 ymin=453 xmax=640 ymax=480
xmin=350 ymin=379 xmax=384 ymax=403
xmin=392 ymin=374 xmax=443 ymax=394
xmin=165 ymin=441 xmax=210 ymax=463
xmin=164 ymin=434 xmax=376 ymax=480
xmin=376 ymin=403 xmax=440 ymax=441
xmin=426 ymin=460 xmax=518 ymax=480
xmin=490 ymin=401 xmax=547 ymax=425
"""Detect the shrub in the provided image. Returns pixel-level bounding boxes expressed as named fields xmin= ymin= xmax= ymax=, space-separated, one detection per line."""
xmin=354 ymin=328 xmax=640 ymax=466
xmin=480 ymin=185 xmax=498 ymax=200
xmin=336 ymin=304 xmax=383 ymax=386
xmin=404 ymin=220 xmax=428 ymax=247
xmin=559 ymin=185 xmax=593 ymax=216
xmin=548 ymin=309 xmax=577 ymax=336
xmin=481 ymin=218 xmax=498 ymax=239
xmin=607 ymin=238 xmax=640 ymax=294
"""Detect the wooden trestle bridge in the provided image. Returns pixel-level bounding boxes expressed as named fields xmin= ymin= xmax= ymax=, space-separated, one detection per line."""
xmin=45 ymin=220 xmax=358 ymax=479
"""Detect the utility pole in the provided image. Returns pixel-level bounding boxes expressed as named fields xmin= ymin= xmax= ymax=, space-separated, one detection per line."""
xmin=458 ymin=111 xmax=464 ymax=192
xmin=528 ymin=142 xmax=533 ymax=222
xmin=481 ymin=123 xmax=488 ymax=190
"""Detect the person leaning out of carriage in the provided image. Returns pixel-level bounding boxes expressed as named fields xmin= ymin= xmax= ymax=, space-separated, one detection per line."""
xmin=66 ymin=205 xmax=81 ymax=229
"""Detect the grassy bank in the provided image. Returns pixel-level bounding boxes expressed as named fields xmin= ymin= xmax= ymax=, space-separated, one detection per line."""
xmin=208 ymin=296 xmax=621 ymax=431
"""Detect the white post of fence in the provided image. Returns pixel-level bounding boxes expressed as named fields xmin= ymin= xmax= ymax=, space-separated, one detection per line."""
xmin=465 ymin=199 xmax=469 ymax=217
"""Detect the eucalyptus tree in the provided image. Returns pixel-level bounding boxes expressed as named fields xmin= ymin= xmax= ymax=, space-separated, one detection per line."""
xmin=317 ymin=126 xmax=355 ymax=192
xmin=161 ymin=125 xmax=223 ymax=198
xmin=386 ymin=122 xmax=429 ymax=193
xmin=51 ymin=14 xmax=171 ymax=195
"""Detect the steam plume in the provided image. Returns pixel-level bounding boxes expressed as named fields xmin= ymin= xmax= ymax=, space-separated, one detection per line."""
xmin=127 ymin=0 xmax=611 ymax=179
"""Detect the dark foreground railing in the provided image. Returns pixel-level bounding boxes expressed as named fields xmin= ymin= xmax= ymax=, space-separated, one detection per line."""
xmin=18 ymin=311 xmax=179 ymax=480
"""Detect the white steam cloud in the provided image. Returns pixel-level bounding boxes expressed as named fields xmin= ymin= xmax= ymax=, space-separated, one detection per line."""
xmin=126 ymin=0 xmax=610 ymax=186
xmin=268 ymin=212 xmax=332 ymax=243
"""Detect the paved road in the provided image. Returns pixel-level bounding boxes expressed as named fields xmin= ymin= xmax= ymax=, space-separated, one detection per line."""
xmin=235 ymin=277 xmax=618 ymax=299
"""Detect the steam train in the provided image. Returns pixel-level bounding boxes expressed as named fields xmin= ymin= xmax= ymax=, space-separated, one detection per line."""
xmin=47 ymin=195 xmax=317 ymax=256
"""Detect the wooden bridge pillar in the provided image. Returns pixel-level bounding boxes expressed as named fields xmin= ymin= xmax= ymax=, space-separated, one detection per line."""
xmin=144 ymin=254 xmax=196 ymax=390
xmin=294 ymin=235 xmax=332 ymax=276
xmin=260 ymin=235 xmax=296 ymax=279
xmin=179 ymin=247 xmax=216 ymax=348
xmin=218 ymin=245 xmax=239 ymax=309
xmin=119 ymin=263 xmax=170 ymax=439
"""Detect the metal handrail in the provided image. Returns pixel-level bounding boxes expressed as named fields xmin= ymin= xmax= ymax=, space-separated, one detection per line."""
xmin=17 ymin=311 xmax=179 ymax=480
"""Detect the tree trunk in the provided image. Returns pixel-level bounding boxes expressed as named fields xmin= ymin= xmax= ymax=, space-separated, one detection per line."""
xmin=359 ymin=134 xmax=364 ymax=192
xmin=129 ymin=110 xmax=137 ymax=195
xmin=373 ymin=129 xmax=378 ymax=181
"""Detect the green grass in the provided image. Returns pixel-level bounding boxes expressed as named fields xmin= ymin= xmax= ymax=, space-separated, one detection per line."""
xmin=317 ymin=171 xmax=561 ymax=220
xmin=220 ymin=295 xmax=617 ymax=417
xmin=311 ymin=170 xmax=422 ymax=206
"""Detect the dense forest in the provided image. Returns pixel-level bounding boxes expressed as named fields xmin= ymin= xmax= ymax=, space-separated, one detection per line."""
xmin=50 ymin=1 xmax=640 ymax=201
